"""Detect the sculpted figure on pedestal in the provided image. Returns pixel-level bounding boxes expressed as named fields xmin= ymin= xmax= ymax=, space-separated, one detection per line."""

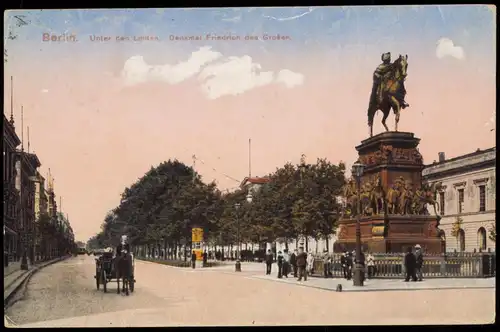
xmin=369 ymin=175 xmax=385 ymax=215
xmin=341 ymin=178 xmax=358 ymax=218
xmin=360 ymin=183 xmax=374 ymax=215
xmin=398 ymin=180 xmax=414 ymax=215
xmin=385 ymin=178 xmax=402 ymax=214
xmin=419 ymin=182 xmax=443 ymax=216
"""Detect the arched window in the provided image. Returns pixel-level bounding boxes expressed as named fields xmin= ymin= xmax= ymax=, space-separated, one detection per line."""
xmin=458 ymin=229 xmax=466 ymax=252
xmin=477 ymin=227 xmax=487 ymax=251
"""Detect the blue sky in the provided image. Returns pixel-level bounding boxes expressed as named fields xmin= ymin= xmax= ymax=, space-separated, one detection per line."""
xmin=5 ymin=6 xmax=495 ymax=63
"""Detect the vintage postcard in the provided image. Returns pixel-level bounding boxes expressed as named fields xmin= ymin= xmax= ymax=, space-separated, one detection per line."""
xmin=3 ymin=6 xmax=495 ymax=327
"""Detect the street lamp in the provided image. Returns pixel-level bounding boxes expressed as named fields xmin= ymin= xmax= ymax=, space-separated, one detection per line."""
xmin=234 ymin=202 xmax=241 ymax=272
xmin=351 ymin=161 xmax=365 ymax=286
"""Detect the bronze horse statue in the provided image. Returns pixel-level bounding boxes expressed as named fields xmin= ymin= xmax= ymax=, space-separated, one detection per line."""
xmin=367 ymin=54 xmax=409 ymax=137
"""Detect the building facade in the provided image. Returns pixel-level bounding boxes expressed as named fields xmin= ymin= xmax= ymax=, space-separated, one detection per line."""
xmin=33 ymin=171 xmax=48 ymax=261
xmin=3 ymin=114 xmax=21 ymax=262
xmin=15 ymin=151 xmax=41 ymax=264
xmin=422 ymin=148 xmax=496 ymax=252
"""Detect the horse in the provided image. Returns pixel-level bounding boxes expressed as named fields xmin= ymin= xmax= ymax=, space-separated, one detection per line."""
xmin=367 ymin=54 xmax=409 ymax=137
xmin=114 ymin=247 xmax=133 ymax=296
xmin=419 ymin=182 xmax=443 ymax=216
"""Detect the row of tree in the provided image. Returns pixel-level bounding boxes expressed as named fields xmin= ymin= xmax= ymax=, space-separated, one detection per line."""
xmin=87 ymin=158 xmax=347 ymax=253
xmin=36 ymin=212 xmax=76 ymax=259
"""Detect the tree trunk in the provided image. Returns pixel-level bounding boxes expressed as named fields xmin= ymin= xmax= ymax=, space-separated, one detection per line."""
xmin=305 ymin=237 xmax=309 ymax=252
xmin=325 ymin=236 xmax=330 ymax=252
xmin=285 ymin=238 xmax=289 ymax=250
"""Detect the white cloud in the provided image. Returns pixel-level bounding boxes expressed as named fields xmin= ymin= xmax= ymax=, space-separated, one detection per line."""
xmin=121 ymin=46 xmax=223 ymax=86
xmin=40 ymin=89 xmax=49 ymax=93
xmin=121 ymin=47 xmax=304 ymax=99
xmin=436 ymin=38 xmax=465 ymax=60
xmin=198 ymin=56 xmax=275 ymax=99
xmin=276 ymin=69 xmax=304 ymax=88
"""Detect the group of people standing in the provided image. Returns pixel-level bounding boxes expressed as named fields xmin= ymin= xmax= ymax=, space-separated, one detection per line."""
xmin=262 ymin=245 xmax=425 ymax=282
xmin=404 ymin=244 xmax=424 ymax=282
xmin=265 ymin=247 xmax=312 ymax=281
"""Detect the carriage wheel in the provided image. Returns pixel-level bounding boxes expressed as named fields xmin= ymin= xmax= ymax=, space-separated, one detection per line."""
xmin=102 ymin=270 xmax=107 ymax=293
xmin=129 ymin=276 xmax=134 ymax=293
xmin=96 ymin=270 xmax=100 ymax=290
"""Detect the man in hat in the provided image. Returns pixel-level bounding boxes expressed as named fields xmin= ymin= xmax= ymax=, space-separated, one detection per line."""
xmin=414 ymin=244 xmax=424 ymax=281
xmin=296 ymin=247 xmax=308 ymax=281
xmin=404 ymin=246 xmax=417 ymax=282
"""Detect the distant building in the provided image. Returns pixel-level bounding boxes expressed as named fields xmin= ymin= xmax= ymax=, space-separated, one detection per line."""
xmin=15 ymin=150 xmax=41 ymax=263
xmin=239 ymin=176 xmax=270 ymax=194
xmin=3 ymin=113 xmax=21 ymax=262
xmin=422 ymin=148 xmax=496 ymax=252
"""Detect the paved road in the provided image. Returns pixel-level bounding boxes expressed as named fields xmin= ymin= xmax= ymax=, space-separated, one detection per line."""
xmin=5 ymin=255 xmax=495 ymax=327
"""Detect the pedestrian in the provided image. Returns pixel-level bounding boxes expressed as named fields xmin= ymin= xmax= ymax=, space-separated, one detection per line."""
xmin=322 ymin=250 xmax=331 ymax=278
xmin=404 ymin=246 xmax=417 ymax=282
xmin=346 ymin=251 xmax=353 ymax=280
xmin=191 ymin=250 xmax=197 ymax=269
xmin=306 ymin=251 xmax=315 ymax=275
xmin=297 ymin=247 xmax=308 ymax=281
xmin=290 ymin=249 xmax=298 ymax=277
xmin=265 ymin=249 xmax=273 ymax=275
xmin=202 ymin=251 xmax=208 ymax=267
xmin=277 ymin=251 xmax=284 ymax=278
xmin=341 ymin=250 xmax=349 ymax=279
xmin=367 ymin=251 xmax=376 ymax=279
xmin=414 ymin=244 xmax=424 ymax=282
xmin=283 ymin=249 xmax=290 ymax=278
xmin=357 ymin=250 xmax=366 ymax=282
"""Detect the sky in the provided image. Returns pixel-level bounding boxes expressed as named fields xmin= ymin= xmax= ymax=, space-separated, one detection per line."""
xmin=3 ymin=6 xmax=496 ymax=242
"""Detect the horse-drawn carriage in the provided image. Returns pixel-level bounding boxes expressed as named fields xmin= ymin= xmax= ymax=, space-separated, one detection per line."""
xmin=95 ymin=250 xmax=136 ymax=295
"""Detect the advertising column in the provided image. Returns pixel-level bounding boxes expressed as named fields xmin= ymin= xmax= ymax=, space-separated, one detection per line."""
xmin=191 ymin=226 xmax=204 ymax=268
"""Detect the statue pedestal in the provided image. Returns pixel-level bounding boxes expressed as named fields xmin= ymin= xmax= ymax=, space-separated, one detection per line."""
xmin=334 ymin=215 xmax=444 ymax=254
xmin=335 ymin=131 xmax=445 ymax=254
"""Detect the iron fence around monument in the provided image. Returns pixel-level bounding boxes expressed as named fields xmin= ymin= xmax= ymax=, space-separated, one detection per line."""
xmin=311 ymin=252 xmax=496 ymax=279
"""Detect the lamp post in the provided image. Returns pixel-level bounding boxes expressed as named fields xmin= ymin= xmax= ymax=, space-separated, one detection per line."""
xmin=351 ymin=161 xmax=365 ymax=287
xmin=234 ymin=203 xmax=241 ymax=272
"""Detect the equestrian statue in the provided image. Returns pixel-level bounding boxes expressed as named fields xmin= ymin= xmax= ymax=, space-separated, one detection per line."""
xmin=367 ymin=52 xmax=410 ymax=137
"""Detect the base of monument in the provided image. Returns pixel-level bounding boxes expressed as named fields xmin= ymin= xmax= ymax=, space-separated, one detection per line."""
xmin=334 ymin=215 xmax=445 ymax=254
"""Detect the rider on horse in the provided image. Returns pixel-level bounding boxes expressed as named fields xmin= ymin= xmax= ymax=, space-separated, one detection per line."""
xmin=116 ymin=235 xmax=130 ymax=256
xmin=371 ymin=52 xmax=409 ymax=109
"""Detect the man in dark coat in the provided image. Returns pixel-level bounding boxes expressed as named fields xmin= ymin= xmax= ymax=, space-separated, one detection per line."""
xmin=202 ymin=251 xmax=208 ymax=267
xmin=290 ymin=249 xmax=298 ymax=277
xmin=296 ymin=247 xmax=308 ymax=281
xmin=340 ymin=250 xmax=349 ymax=279
xmin=404 ymin=246 xmax=417 ymax=282
xmin=414 ymin=244 xmax=424 ymax=281
xmin=191 ymin=251 xmax=197 ymax=269
xmin=346 ymin=251 xmax=353 ymax=280
xmin=277 ymin=251 xmax=284 ymax=278
xmin=265 ymin=249 xmax=273 ymax=275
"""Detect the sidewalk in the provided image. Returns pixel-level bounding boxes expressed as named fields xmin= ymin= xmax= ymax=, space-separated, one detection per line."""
xmin=249 ymin=274 xmax=496 ymax=292
xmin=4 ymin=256 xmax=69 ymax=307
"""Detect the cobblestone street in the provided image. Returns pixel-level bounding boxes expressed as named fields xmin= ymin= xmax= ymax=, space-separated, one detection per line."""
xmin=5 ymin=256 xmax=495 ymax=327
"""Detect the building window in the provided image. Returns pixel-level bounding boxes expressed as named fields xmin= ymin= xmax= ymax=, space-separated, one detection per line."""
xmin=477 ymin=227 xmax=487 ymax=251
xmin=439 ymin=192 xmax=445 ymax=215
xmin=479 ymin=185 xmax=486 ymax=212
xmin=457 ymin=189 xmax=465 ymax=214
xmin=458 ymin=229 xmax=466 ymax=252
